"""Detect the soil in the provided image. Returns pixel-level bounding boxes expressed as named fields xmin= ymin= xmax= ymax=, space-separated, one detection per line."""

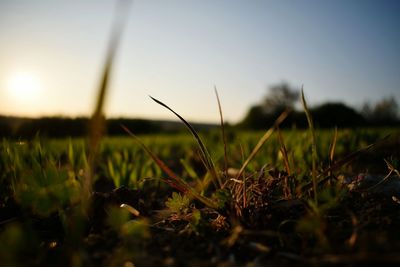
xmin=2 ymin=174 xmax=400 ymax=267
xmin=2 ymin=134 xmax=400 ymax=267
xmin=88 ymin=179 xmax=400 ymax=267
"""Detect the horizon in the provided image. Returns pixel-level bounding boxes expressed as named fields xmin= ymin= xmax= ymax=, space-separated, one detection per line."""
xmin=0 ymin=0 xmax=399 ymax=124
xmin=0 ymin=96 xmax=390 ymax=125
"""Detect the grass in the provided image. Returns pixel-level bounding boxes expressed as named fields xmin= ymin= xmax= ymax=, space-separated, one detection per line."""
xmin=301 ymin=88 xmax=319 ymax=203
xmin=1 ymin=1 xmax=399 ymax=264
xmin=0 ymin=126 xmax=399 ymax=265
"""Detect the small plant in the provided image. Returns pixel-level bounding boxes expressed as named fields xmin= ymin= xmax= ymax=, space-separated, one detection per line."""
xmin=166 ymin=192 xmax=190 ymax=214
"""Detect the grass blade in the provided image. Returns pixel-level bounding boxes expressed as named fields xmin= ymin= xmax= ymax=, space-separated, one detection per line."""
xmin=329 ymin=127 xmax=338 ymax=164
xmin=214 ymin=86 xmax=229 ymax=184
xmin=301 ymin=88 xmax=318 ymax=203
xmin=122 ymin=125 xmax=218 ymax=209
xmin=320 ymin=139 xmax=385 ymax=178
xmin=149 ymin=96 xmax=221 ymax=188
xmin=301 ymin=135 xmax=390 ymax=191
xmin=277 ymin=127 xmax=292 ymax=199
xmin=328 ymin=127 xmax=338 ymax=177
xmin=233 ymin=110 xmax=289 ymax=209
xmin=277 ymin=127 xmax=291 ymax=176
xmin=235 ymin=109 xmax=289 ymax=180
xmin=84 ymin=0 xmax=131 ymax=210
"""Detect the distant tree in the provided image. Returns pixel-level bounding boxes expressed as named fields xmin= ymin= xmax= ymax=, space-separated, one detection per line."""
xmin=312 ymin=103 xmax=365 ymax=128
xmin=240 ymin=85 xmax=399 ymax=129
xmin=240 ymin=82 xmax=300 ymax=129
xmin=372 ymin=97 xmax=398 ymax=121
xmin=361 ymin=101 xmax=373 ymax=120
xmin=361 ymin=97 xmax=399 ymax=125
xmin=263 ymin=82 xmax=300 ymax=114
xmin=0 ymin=116 xmax=12 ymax=137
xmin=239 ymin=105 xmax=271 ymax=129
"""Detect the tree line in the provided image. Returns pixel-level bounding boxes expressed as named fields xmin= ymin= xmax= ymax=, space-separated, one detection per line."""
xmin=239 ymin=82 xmax=399 ymax=129
xmin=0 ymin=117 xmax=158 ymax=138
xmin=1 ymin=83 xmax=398 ymax=138
xmin=0 ymin=116 xmax=219 ymax=138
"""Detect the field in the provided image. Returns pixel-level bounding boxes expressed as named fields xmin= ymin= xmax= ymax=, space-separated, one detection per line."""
xmin=2 ymin=1 xmax=400 ymax=266
xmin=1 ymin=126 xmax=399 ymax=266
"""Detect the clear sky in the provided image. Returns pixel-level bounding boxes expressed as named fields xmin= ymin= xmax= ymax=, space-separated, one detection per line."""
xmin=0 ymin=0 xmax=399 ymax=123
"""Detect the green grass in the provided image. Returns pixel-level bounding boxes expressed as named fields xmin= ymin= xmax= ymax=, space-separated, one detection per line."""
xmin=0 ymin=127 xmax=399 ymax=265
xmin=3 ymin=1 xmax=399 ymax=263
xmin=1 ymin=127 xmax=395 ymax=199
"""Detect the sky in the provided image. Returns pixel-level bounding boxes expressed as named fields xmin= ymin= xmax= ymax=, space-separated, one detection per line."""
xmin=0 ymin=0 xmax=399 ymax=123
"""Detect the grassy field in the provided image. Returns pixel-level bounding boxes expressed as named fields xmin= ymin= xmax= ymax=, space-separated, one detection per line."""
xmin=1 ymin=127 xmax=399 ymax=266
xmin=3 ymin=2 xmax=400 ymax=265
xmin=1 ymin=9 xmax=399 ymax=265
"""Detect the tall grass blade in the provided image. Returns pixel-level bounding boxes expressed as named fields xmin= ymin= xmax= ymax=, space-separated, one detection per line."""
xmin=328 ymin=127 xmax=338 ymax=178
xmin=329 ymin=127 xmax=338 ymax=164
xmin=122 ymin=125 xmax=218 ymax=209
xmin=301 ymin=88 xmax=318 ymax=203
xmin=149 ymin=96 xmax=221 ymax=188
xmin=84 ymin=0 xmax=131 ymax=210
xmin=234 ymin=111 xmax=288 ymax=209
xmin=277 ymin=127 xmax=291 ymax=176
xmin=277 ymin=127 xmax=292 ymax=199
xmin=302 ymin=135 xmax=390 ymax=191
xmin=235 ymin=110 xmax=289 ymax=180
xmin=214 ymin=87 xmax=229 ymax=184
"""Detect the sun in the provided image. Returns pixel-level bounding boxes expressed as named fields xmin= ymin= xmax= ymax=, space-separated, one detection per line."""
xmin=6 ymin=72 xmax=42 ymax=102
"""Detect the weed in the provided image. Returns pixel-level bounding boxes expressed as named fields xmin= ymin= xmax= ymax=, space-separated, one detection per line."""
xmin=166 ymin=192 xmax=190 ymax=214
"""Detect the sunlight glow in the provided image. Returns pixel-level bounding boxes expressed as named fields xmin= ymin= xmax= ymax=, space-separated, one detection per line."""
xmin=6 ymin=72 xmax=42 ymax=102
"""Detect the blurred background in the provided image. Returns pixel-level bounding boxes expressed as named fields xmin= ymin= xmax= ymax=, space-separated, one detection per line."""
xmin=0 ymin=0 xmax=399 ymax=136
